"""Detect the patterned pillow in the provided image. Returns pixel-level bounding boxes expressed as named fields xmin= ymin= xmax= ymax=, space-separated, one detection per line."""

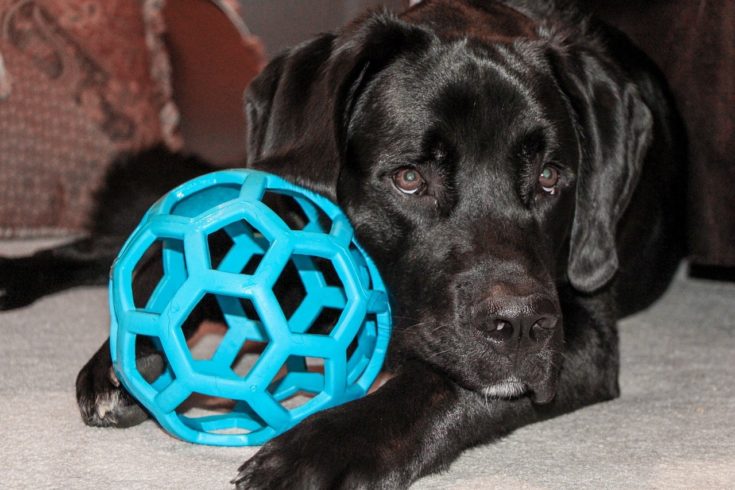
xmin=0 ymin=0 xmax=264 ymax=237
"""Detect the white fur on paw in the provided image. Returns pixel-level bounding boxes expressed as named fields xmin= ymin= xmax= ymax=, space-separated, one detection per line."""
xmin=95 ymin=390 xmax=121 ymax=420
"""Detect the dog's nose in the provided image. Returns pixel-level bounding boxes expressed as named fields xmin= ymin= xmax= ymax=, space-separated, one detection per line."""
xmin=476 ymin=291 xmax=560 ymax=350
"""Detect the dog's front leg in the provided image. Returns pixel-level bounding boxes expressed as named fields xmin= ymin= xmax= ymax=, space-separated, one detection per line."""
xmin=234 ymin=292 xmax=620 ymax=489
xmin=234 ymin=360 xmax=470 ymax=489
xmin=234 ymin=360 xmax=549 ymax=489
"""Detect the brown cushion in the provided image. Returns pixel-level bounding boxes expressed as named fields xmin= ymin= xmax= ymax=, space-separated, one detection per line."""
xmin=0 ymin=0 xmax=178 ymax=237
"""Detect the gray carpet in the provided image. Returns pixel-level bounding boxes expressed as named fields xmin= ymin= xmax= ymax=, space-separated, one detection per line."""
xmin=1 ymin=238 xmax=734 ymax=489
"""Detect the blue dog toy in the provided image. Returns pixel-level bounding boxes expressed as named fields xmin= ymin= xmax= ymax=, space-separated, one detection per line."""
xmin=109 ymin=169 xmax=391 ymax=446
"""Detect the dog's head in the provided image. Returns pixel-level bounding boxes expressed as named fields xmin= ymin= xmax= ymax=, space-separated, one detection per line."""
xmin=245 ymin=0 xmax=652 ymax=403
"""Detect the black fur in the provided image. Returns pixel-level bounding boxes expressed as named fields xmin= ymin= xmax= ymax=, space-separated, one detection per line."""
xmin=0 ymin=1 xmax=686 ymax=488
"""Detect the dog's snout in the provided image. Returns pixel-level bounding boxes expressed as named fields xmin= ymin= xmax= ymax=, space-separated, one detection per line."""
xmin=475 ymin=287 xmax=560 ymax=350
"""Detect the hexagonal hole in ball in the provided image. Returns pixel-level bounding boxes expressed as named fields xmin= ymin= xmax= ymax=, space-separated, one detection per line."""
xmin=206 ymin=219 xmax=270 ymax=274
xmin=262 ymin=189 xmax=332 ymax=232
xmin=276 ymin=254 xmax=346 ymax=336
xmin=176 ymin=394 xmax=266 ymax=436
xmin=132 ymin=238 xmax=187 ymax=313
xmin=269 ymin=355 xmax=326 ymax=411
xmin=133 ymin=334 xmax=175 ymax=391
xmin=182 ymin=293 xmax=268 ymax=378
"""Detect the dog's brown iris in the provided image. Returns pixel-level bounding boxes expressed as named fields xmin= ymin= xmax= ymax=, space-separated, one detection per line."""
xmin=393 ymin=167 xmax=425 ymax=195
xmin=539 ymin=165 xmax=560 ymax=193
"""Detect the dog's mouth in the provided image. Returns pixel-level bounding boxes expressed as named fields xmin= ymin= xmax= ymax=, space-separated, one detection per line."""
xmin=482 ymin=377 xmax=528 ymax=399
xmin=482 ymin=376 xmax=558 ymax=404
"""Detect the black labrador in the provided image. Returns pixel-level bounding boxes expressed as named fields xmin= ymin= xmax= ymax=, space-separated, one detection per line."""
xmin=0 ymin=0 xmax=686 ymax=487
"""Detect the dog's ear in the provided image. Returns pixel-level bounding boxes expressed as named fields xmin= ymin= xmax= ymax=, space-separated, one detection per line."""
xmin=549 ymin=39 xmax=653 ymax=293
xmin=244 ymin=12 xmax=433 ymax=201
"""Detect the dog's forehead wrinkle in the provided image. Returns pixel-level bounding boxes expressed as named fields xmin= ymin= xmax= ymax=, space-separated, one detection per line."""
xmin=426 ymin=75 xmax=548 ymax=165
xmin=431 ymin=42 xmax=567 ymax=134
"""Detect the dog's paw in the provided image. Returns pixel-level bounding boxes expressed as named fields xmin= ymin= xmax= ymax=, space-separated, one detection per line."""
xmin=0 ymin=257 xmax=40 ymax=310
xmin=75 ymin=351 xmax=163 ymax=428
xmin=232 ymin=406 xmax=405 ymax=490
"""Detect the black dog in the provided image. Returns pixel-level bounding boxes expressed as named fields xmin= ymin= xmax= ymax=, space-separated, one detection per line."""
xmin=0 ymin=0 xmax=686 ymax=487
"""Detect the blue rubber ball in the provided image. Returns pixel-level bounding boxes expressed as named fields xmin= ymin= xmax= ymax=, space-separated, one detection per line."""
xmin=109 ymin=169 xmax=391 ymax=446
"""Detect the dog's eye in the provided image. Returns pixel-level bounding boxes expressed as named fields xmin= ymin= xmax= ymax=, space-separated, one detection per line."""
xmin=539 ymin=165 xmax=560 ymax=194
xmin=393 ymin=167 xmax=426 ymax=195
